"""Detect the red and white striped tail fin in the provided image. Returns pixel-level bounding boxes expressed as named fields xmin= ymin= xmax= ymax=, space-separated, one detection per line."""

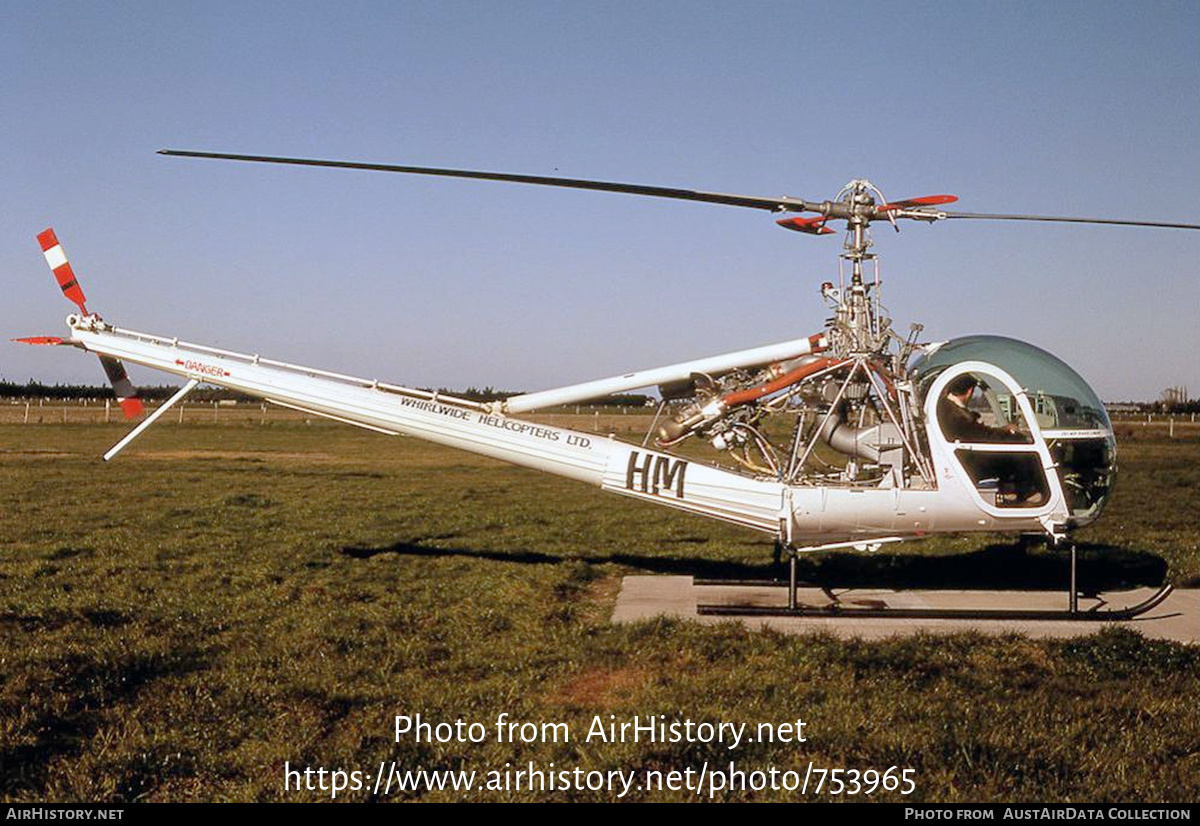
xmin=37 ymin=228 xmax=90 ymax=315
xmin=32 ymin=227 xmax=144 ymax=419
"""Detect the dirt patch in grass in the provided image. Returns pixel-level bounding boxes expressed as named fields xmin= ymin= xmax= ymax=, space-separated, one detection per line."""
xmin=587 ymin=575 xmax=623 ymax=606
xmin=130 ymin=450 xmax=338 ymax=462
xmin=546 ymin=666 xmax=649 ymax=709
xmin=0 ymin=449 xmax=75 ymax=458
xmin=577 ymin=574 xmax=623 ymax=625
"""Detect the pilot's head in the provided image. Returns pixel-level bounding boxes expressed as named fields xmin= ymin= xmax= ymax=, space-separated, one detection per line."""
xmin=947 ymin=374 xmax=979 ymax=401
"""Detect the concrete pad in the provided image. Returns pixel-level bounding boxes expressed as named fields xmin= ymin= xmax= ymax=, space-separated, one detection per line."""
xmin=612 ymin=577 xmax=1198 ymax=643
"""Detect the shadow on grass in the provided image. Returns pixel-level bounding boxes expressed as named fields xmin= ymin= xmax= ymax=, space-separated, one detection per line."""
xmin=341 ymin=540 xmax=1168 ymax=592
xmin=795 ymin=543 xmax=1168 ymax=593
xmin=0 ymin=647 xmax=210 ymax=800
xmin=342 ymin=539 xmax=767 ymax=579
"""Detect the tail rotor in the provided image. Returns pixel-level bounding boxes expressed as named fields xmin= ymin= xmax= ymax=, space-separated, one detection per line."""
xmin=26 ymin=228 xmax=145 ymax=419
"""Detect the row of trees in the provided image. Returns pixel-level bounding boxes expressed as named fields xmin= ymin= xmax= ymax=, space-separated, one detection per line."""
xmin=10 ymin=379 xmax=1195 ymax=412
xmin=1155 ymin=399 xmax=1200 ymax=414
xmin=0 ymin=380 xmax=256 ymax=403
xmin=0 ymin=381 xmax=652 ymax=408
xmin=1157 ymin=386 xmax=1196 ymax=413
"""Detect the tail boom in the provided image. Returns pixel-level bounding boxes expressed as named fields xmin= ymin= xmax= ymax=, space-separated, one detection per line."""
xmin=65 ymin=316 xmax=786 ymax=534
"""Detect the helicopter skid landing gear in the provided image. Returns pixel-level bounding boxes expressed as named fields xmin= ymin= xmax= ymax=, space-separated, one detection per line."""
xmin=695 ymin=542 xmax=1175 ymax=621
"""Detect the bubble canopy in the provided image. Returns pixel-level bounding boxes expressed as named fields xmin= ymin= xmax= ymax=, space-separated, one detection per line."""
xmin=910 ymin=335 xmax=1111 ymax=433
xmin=910 ymin=335 xmax=1115 ymax=523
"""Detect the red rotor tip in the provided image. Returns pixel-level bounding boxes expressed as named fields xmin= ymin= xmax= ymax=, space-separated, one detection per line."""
xmin=776 ymin=216 xmax=835 ymax=235
xmin=877 ymin=194 xmax=959 ymax=211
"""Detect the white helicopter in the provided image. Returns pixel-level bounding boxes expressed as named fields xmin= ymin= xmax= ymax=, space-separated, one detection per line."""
xmin=18 ymin=150 xmax=1199 ymax=620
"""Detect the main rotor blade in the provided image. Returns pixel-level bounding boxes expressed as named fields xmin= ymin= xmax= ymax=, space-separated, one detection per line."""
xmin=939 ymin=210 xmax=1200 ymax=231
xmin=158 ymin=149 xmax=817 ymax=214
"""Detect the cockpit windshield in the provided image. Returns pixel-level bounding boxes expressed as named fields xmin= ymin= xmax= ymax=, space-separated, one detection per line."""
xmin=910 ymin=336 xmax=1116 ymax=524
xmin=910 ymin=336 xmax=1111 ymax=433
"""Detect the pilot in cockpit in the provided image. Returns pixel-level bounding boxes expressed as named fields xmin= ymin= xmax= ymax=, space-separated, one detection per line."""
xmin=938 ymin=374 xmax=1026 ymax=443
xmin=938 ymin=374 xmax=1045 ymax=505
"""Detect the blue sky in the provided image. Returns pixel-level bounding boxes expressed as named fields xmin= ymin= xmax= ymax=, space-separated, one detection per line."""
xmin=3 ymin=1 xmax=1197 ymax=401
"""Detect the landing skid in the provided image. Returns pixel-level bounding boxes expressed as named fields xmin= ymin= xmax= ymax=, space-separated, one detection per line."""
xmin=696 ymin=544 xmax=1176 ymax=621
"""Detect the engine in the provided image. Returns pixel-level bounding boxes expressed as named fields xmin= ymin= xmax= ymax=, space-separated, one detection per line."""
xmin=651 ymin=349 xmax=926 ymax=488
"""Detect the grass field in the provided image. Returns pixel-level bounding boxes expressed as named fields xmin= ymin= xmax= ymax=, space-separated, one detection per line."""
xmin=1 ymin=418 xmax=1197 ymax=802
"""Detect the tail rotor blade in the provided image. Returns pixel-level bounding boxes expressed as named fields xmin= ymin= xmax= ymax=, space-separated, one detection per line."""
xmin=37 ymin=228 xmax=90 ymax=315
xmin=99 ymin=355 xmax=144 ymax=419
xmin=35 ymin=228 xmax=143 ymax=418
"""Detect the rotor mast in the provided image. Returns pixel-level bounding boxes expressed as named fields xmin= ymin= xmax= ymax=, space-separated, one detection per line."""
xmin=823 ymin=179 xmax=890 ymax=359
